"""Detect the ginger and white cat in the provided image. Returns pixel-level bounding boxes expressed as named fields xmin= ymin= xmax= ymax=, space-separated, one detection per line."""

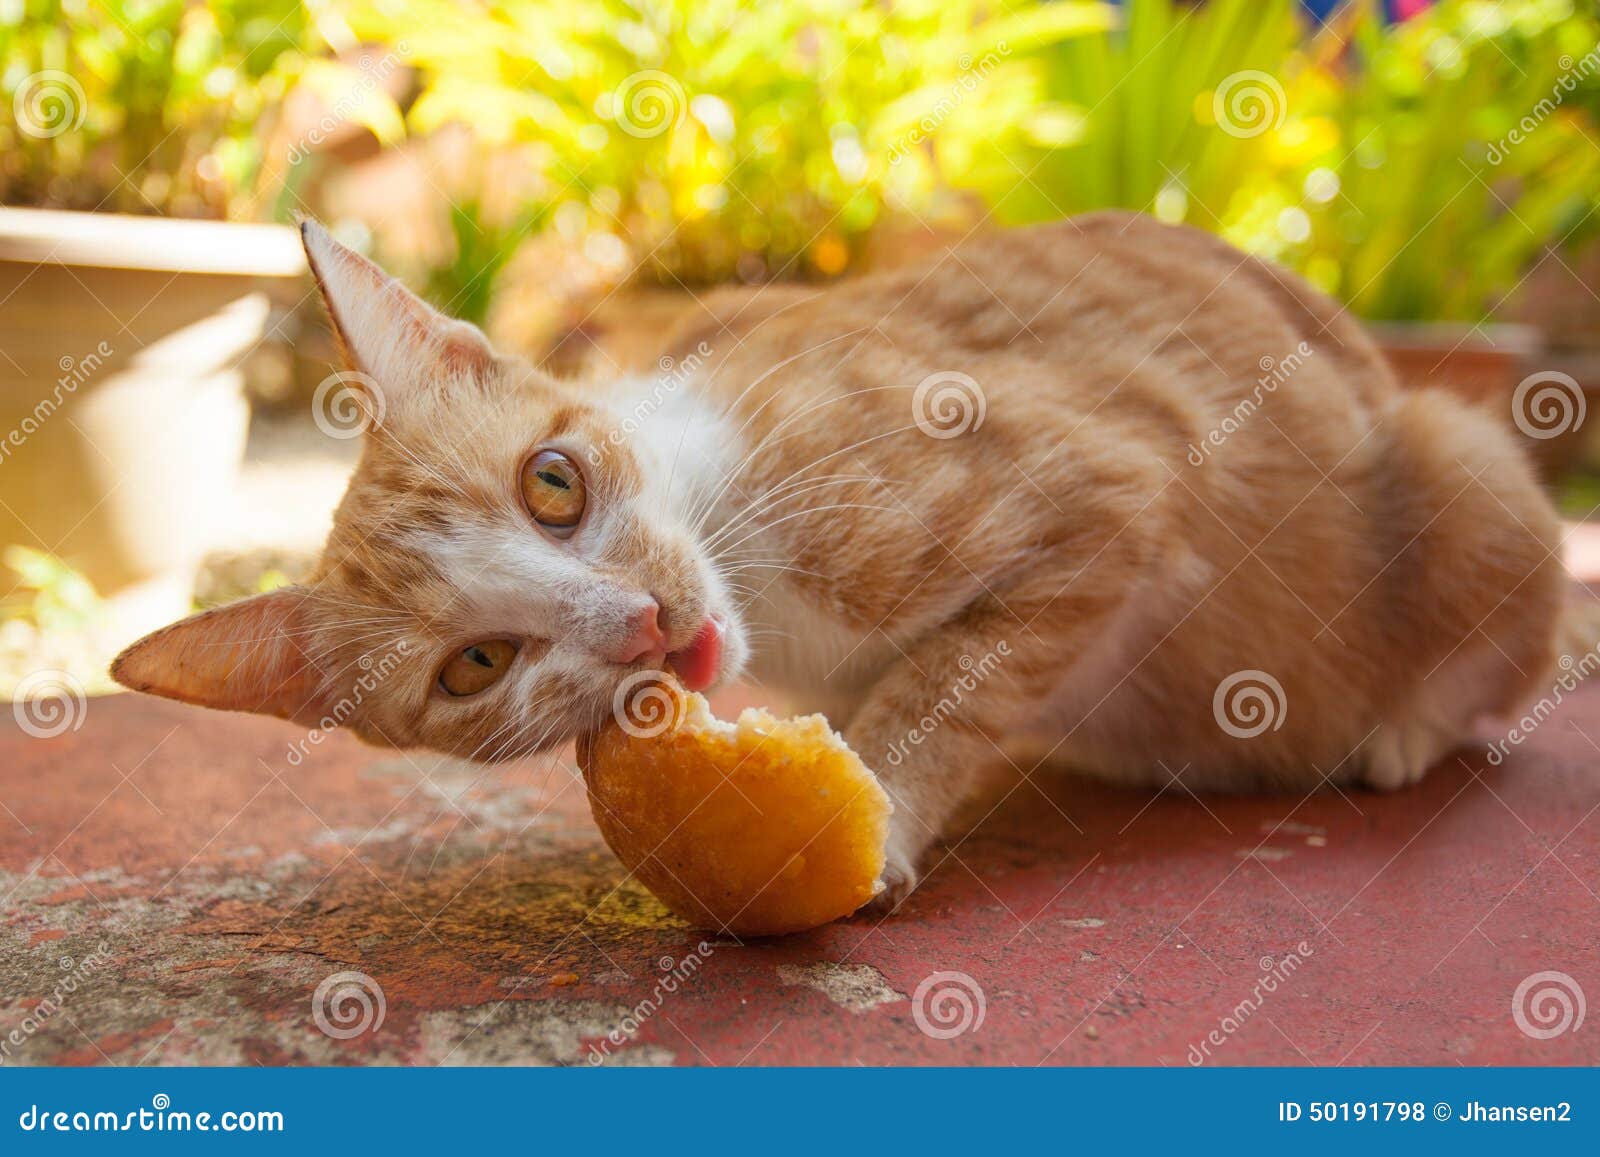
xmin=114 ymin=212 xmax=1568 ymax=904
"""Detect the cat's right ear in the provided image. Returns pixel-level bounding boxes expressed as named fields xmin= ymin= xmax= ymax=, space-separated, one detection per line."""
xmin=110 ymin=586 xmax=334 ymax=728
xmin=299 ymin=219 xmax=494 ymax=401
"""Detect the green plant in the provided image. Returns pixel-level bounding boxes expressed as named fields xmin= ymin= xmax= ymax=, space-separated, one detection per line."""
xmin=422 ymin=196 xmax=552 ymax=327
xmin=0 ymin=546 xmax=117 ymax=696
xmin=0 ymin=545 xmax=99 ymax=635
xmin=0 ymin=0 xmax=314 ymax=218
xmin=1270 ymin=0 xmax=1600 ymax=322
xmin=343 ymin=0 xmax=1111 ymax=285
xmin=964 ymin=0 xmax=1304 ymax=229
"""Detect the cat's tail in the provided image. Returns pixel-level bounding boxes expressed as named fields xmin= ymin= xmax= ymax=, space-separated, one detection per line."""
xmin=1377 ymin=387 xmax=1567 ymax=723
xmin=1557 ymin=590 xmax=1600 ymax=667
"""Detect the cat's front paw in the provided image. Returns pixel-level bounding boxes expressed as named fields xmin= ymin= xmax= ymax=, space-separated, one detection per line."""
xmin=860 ymin=837 xmax=922 ymax=917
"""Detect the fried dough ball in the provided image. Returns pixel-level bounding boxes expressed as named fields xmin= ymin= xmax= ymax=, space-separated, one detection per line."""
xmin=577 ymin=678 xmax=891 ymax=936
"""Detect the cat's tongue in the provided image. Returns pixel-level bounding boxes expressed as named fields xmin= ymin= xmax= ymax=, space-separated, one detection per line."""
xmin=668 ymin=618 xmax=723 ymax=692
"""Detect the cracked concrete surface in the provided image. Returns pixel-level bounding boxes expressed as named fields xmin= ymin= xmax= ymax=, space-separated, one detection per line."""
xmin=777 ymin=963 xmax=906 ymax=1013
xmin=4 ymin=688 xmax=1600 ymax=1065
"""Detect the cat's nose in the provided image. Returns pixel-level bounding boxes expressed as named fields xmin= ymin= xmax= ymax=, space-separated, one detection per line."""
xmin=605 ymin=601 xmax=665 ymax=665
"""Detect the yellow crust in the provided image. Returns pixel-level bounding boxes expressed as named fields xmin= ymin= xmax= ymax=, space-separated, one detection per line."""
xmin=578 ymin=680 xmax=891 ymax=936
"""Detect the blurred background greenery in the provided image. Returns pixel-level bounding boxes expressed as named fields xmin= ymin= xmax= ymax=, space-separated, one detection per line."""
xmin=7 ymin=0 xmax=1598 ymax=322
xmin=4 ymin=0 xmax=1600 ymax=691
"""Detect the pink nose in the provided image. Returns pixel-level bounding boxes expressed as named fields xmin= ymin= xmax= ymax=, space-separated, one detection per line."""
xmin=606 ymin=601 xmax=665 ymax=665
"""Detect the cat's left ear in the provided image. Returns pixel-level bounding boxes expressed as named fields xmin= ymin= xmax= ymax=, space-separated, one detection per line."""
xmin=110 ymin=586 xmax=335 ymax=728
xmin=299 ymin=218 xmax=494 ymax=398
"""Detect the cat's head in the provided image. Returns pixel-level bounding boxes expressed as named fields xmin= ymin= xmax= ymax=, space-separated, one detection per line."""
xmin=111 ymin=221 xmax=747 ymax=761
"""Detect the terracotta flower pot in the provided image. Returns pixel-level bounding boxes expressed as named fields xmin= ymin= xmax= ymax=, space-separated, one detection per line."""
xmin=0 ymin=208 xmax=305 ymax=647
xmin=1368 ymin=321 xmax=1540 ymax=403
xmin=1366 ymin=321 xmax=1579 ymax=479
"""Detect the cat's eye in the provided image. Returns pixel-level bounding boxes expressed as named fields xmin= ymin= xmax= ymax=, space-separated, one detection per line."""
xmin=438 ymin=640 xmax=518 ymax=697
xmin=521 ymin=449 xmax=586 ymax=537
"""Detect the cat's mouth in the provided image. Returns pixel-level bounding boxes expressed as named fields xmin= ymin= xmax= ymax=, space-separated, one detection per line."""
xmin=666 ymin=616 xmax=723 ymax=691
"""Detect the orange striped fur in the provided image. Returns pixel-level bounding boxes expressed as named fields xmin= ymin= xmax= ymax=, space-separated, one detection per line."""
xmin=114 ymin=213 xmax=1568 ymax=904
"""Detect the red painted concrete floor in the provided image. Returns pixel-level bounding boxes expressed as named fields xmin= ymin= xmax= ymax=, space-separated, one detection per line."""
xmin=4 ymin=639 xmax=1600 ymax=1066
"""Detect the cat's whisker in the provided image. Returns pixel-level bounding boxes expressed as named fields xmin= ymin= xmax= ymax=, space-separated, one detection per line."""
xmin=268 ymin=616 xmax=407 ymax=642
xmin=713 ymin=502 xmax=900 ymax=559
xmin=718 ymin=562 xmax=827 ymax=580
xmin=469 ymin=698 xmax=552 ymax=766
xmin=697 ymin=423 xmax=916 ymax=541
xmin=713 ymin=547 xmax=826 ymax=571
xmin=701 ymin=474 xmax=876 ymax=551
xmin=686 ymin=329 xmax=877 ymax=526
xmin=692 ymin=380 xmax=912 ymax=531
xmin=728 ymin=384 xmax=912 ymax=485
xmin=704 ymin=327 xmax=871 ymax=455
xmin=297 ymin=593 xmax=411 ymax=620
xmin=215 ymin=623 xmax=403 ymax=656
xmin=697 ymin=289 xmax=828 ymax=405
xmin=373 ymin=427 xmax=473 ymax=500
xmin=697 ymin=470 xmax=874 ymax=541
xmin=477 ymin=721 xmax=531 ymax=766
xmin=465 ymin=711 xmax=525 ymax=765
xmin=505 ymin=708 xmax=571 ymax=765
xmin=318 ymin=638 xmax=419 ymax=687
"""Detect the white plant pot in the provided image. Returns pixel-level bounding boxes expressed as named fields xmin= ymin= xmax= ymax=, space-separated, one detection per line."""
xmin=0 ymin=208 xmax=305 ymax=647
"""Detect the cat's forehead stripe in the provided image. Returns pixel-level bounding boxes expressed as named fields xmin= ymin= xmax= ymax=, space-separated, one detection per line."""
xmin=544 ymin=404 xmax=584 ymax=439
